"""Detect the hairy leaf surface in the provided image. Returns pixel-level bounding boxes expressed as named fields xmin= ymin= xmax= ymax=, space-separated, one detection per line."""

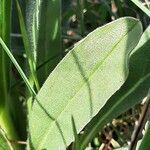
xmin=79 ymin=25 xmax=150 ymax=149
xmin=28 ymin=17 xmax=142 ymax=149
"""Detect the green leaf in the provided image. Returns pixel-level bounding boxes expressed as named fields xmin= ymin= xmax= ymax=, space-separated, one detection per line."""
xmin=26 ymin=0 xmax=62 ymax=85
xmin=79 ymin=25 xmax=150 ymax=149
xmin=0 ymin=0 xmax=11 ymax=109
xmin=0 ymin=1 xmax=19 ymax=148
xmin=130 ymin=0 xmax=150 ymax=17
xmin=28 ymin=17 xmax=142 ymax=149
xmin=138 ymin=122 xmax=150 ymax=150
xmin=16 ymin=0 xmax=40 ymax=91
xmin=0 ymin=127 xmax=13 ymax=150
xmin=0 ymin=37 xmax=36 ymax=97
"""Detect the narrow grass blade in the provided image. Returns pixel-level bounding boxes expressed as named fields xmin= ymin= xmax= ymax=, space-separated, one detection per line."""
xmin=0 ymin=37 xmax=36 ymax=97
xmin=15 ymin=0 xmax=40 ymax=90
xmin=76 ymin=0 xmax=85 ymax=36
xmin=71 ymin=116 xmax=80 ymax=150
xmin=130 ymin=0 xmax=150 ymax=17
xmin=0 ymin=127 xmax=13 ymax=150
xmin=0 ymin=0 xmax=11 ymax=108
xmin=26 ymin=0 xmax=62 ymax=85
xmin=0 ymin=1 xmax=20 ymax=148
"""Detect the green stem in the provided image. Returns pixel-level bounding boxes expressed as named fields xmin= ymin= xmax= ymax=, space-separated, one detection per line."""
xmin=0 ymin=37 xmax=36 ymax=97
xmin=76 ymin=0 xmax=85 ymax=36
xmin=0 ymin=0 xmax=11 ymax=108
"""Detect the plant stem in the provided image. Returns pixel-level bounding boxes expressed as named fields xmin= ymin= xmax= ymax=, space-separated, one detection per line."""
xmin=76 ymin=0 xmax=85 ymax=36
xmin=0 ymin=0 xmax=11 ymax=108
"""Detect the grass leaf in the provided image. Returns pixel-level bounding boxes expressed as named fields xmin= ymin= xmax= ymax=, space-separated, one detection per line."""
xmin=0 ymin=1 xmax=20 ymax=148
xmin=26 ymin=0 xmax=62 ymax=85
xmin=16 ymin=0 xmax=40 ymax=91
xmin=0 ymin=0 xmax=11 ymax=108
xmin=0 ymin=37 xmax=36 ymax=97
xmin=130 ymin=0 xmax=150 ymax=17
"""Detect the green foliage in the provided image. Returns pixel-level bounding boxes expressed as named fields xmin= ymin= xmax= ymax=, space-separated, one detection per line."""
xmin=0 ymin=126 xmax=13 ymax=150
xmin=0 ymin=0 xmax=19 ymax=149
xmin=0 ymin=0 xmax=11 ymax=109
xmin=16 ymin=0 xmax=39 ymax=91
xmin=26 ymin=0 xmax=62 ymax=85
xmin=0 ymin=37 xmax=36 ymax=97
xmin=0 ymin=0 xmax=149 ymax=149
xmin=139 ymin=122 xmax=150 ymax=150
xmin=28 ymin=17 xmax=142 ymax=149
xmin=130 ymin=0 xmax=150 ymax=17
xmin=79 ymin=25 xmax=150 ymax=149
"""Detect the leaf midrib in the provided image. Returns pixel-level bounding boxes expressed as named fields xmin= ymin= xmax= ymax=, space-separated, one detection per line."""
xmin=38 ymin=22 xmax=138 ymax=148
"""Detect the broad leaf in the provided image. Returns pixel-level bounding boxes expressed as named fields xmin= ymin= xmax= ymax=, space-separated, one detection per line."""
xmin=28 ymin=17 xmax=142 ymax=149
xmin=79 ymin=26 xmax=150 ymax=149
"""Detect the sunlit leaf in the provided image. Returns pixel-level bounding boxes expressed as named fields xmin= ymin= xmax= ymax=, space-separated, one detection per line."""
xmin=28 ymin=17 xmax=142 ymax=149
xmin=80 ymin=25 xmax=150 ymax=149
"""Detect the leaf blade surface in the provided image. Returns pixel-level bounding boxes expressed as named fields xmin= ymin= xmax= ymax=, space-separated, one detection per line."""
xmin=28 ymin=17 xmax=142 ymax=149
xmin=79 ymin=25 xmax=150 ymax=149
